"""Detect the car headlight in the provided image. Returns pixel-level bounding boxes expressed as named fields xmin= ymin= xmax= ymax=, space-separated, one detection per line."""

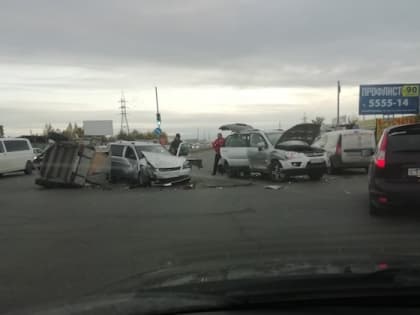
xmin=183 ymin=161 xmax=191 ymax=169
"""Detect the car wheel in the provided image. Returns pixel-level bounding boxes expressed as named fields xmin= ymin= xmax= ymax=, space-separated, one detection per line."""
xmin=269 ymin=160 xmax=287 ymax=182
xmin=138 ymin=168 xmax=150 ymax=187
xmin=24 ymin=161 xmax=33 ymax=175
xmin=309 ymin=171 xmax=323 ymax=181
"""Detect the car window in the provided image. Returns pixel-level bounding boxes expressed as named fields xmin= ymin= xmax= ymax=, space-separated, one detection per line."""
xmin=136 ymin=145 xmax=170 ymax=156
xmin=5 ymin=2 xmax=420 ymax=313
xmin=0 ymin=141 xmax=4 ymax=153
xmin=225 ymin=134 xmax=250 ymax=147
xmin=3 ymin=140 xmax=30 ymax=152
xmin=110 ymin=145 xmax=124 ymax=157
xmin=265 ymin=132 xmax=283 ymax=145
xmin=312 ymin=134 xmax=327 ymax=148
xmin=388 ymin=132 xmax=420 ymax=152
xmin=250 ymin=133 xmax=267 ymax=148
xmin=124 ymin=146 xmax=137 ymax=160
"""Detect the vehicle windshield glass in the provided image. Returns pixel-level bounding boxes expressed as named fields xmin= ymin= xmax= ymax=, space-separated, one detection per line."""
xmin=265 ymin=132 xmax=283 ymax=145
xmin=3 ymin=1 xmax=420 ymax=313
xmin=388 ymin=132 xmax=420 ymax=152
xmin=136 ymin=145 xmax=170 ymax=155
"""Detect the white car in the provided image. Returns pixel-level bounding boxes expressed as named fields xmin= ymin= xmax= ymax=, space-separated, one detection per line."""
xmin=109 ymin=141 xmax=192 ymax=185
xmin=248 ymin=123 xmax=328 ymax=181
xmin=312 ymin=129 xmax=376 ymax=174
xmin=220 ymin=123 xmax=328 ymax=181
xmin=0 ymin=138 xmax=35 ymax=176
xmin=219 ymin=126 xmax=282 ymax=177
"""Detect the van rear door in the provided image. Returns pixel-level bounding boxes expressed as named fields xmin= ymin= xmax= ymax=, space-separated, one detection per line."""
xmin=341 ymin=131 xmax=375 ymax=164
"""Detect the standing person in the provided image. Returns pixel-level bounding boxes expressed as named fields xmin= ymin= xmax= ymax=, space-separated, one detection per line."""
xmin=169 ymin=133 xmax=181 ymax=155
xmin=212 ymin=133 xmax=225 ymax=175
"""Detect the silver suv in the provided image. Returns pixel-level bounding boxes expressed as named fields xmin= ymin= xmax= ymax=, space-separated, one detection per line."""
xmin=220 ymin=123 xmax=328 ymax=181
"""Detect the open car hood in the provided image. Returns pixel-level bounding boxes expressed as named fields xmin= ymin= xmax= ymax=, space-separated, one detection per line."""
xmin=219 ymin=123 xmax=254 ymax=133
xmin=142 ymin=151 xmax=184 ymax=168
xmin=277 ymin=123 xmax=321 ymax=146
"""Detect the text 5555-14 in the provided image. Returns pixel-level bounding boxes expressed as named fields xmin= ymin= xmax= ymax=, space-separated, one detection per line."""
xmin=368 ymin=98 xmax=409 ymax=108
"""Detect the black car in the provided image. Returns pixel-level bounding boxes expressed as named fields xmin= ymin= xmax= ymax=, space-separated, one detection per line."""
xmin=368 ymin=123 xmax=420 ymax=215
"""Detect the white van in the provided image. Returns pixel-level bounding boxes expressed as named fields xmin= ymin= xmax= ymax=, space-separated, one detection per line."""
xmin=312 ymin=129 xmax=376 ymax=174
xmin=0 ymin=138 xmax=35 ymax=176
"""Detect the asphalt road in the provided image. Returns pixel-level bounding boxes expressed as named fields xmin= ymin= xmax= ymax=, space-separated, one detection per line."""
xmin=1 ymin=150 xmax=420 ymax=312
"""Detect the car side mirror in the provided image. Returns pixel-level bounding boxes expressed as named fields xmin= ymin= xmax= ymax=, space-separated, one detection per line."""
xmin=257 ymin=142 xmax=265 ymax=151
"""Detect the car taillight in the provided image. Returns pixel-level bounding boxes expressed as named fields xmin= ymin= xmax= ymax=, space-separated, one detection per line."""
xmin=375 ymin=132 xmax=388 ymax=169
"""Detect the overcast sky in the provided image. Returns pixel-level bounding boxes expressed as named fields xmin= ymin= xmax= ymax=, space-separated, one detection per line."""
xmin=1 ymin=0 xmax=420 ymax=137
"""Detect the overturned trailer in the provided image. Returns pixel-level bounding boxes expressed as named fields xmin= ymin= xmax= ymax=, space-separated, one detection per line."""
xmin=35 ymin=142 xmax=110 ymax=188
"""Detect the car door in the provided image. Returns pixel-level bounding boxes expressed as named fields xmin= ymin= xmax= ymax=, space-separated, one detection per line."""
xmin=123 ymin=146 xmax=139 ymax=180
xmin=248 ymin=133 xmax=269 ymax=171
xmin=341 ymin=131 xmax=375 ymax=164
xmin=110 ymin=144 xmax=129 ymax=180
xmin=3 ymin=140 xmax=29 ymax=172
xmin=0 ymin=141 xmax=7 ymax=172
xmin=220 ymin=133 xmax=250 ymax=167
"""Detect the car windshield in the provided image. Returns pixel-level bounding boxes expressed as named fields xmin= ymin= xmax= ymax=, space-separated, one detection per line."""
xmin=265 ymin=132 xmax=283 ymax=145
xmin=3 ymin=1 xmax=420 ymax=313
xmin=135 ymin=145 xmax=170 ymax=156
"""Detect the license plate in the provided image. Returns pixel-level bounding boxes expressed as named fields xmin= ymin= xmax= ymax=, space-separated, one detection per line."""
xmin=310 ymin=158 xmax=325 ymax=164
xmin=408 ymin=168 xmax=420 ymax=177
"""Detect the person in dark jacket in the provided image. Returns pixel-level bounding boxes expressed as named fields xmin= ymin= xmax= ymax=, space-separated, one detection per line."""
xmin=212 ymin=133 xmax=225 ymax=175
xmin=169 ymin=133 xmax=181 ymax=155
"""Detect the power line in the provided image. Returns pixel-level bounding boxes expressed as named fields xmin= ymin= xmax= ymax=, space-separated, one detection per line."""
xmin=119 ymin=91 xmax=130 ymax=134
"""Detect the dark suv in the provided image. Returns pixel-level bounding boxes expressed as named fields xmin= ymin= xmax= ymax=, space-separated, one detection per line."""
xmin=368 ymin=123 xmax=420 ymax=215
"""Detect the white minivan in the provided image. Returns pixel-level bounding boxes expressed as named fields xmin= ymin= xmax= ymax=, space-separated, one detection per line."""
xmin=312 ymin=129 xmax=376 ymax=174
xmin=0 ymin=138 xmax=35 ymax=176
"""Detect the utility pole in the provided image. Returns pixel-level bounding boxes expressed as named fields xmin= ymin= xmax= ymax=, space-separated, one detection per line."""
xmin=337 ymin=80 xmax=341 ymax=127
xmin=119 ymin=91 xmax=130 ymax=134
xmin=303 ymin=112 xmax=307 ymax=123
xmin=155 ymin=87 xmax=161 ymax=128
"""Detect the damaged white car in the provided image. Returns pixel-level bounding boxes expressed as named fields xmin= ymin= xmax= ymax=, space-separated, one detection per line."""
xmin=109 ymin=141 xmax=192 ymax=186
xmin=220 ymin=123 xmax=328 ymax=181
xmin=248 ymin=123 xmax=328 ymax=181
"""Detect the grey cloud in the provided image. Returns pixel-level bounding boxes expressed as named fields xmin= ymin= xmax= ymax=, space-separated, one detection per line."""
xmin=0 ymin=104 xmax=307 ymax=137
xmin=1 ymin=0 xmax=420 ymax=87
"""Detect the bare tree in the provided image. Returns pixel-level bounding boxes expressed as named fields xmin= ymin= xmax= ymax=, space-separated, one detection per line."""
xmin=311 ymin=116 xmax=325 ymax=126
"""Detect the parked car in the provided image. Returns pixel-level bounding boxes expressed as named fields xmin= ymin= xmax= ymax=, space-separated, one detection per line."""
xmin=313 ymin=129 xmax=376 ymax=174
xmin=219 ymin=124 xmax=283 ymax=177
xmin=248 ymin=123 xmax=327 ymax=181
xmin=109 ymin=141 xmax=192 ymax=185
xmin=0 ymin=138 xmax=35 ymax=176
xmin=368 ymin=123 xmax=420 ymax=215
xmin=220 ymin=123 xmax=327 ymax=181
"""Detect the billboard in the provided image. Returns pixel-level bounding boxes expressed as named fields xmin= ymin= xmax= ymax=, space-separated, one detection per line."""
xmin=359 ymin=84 xmax=420 ymax=115
xmin=375 ymin=115 xmax=419 ymax=141
xmin=83 ymin=120 xmax=113 ymax=136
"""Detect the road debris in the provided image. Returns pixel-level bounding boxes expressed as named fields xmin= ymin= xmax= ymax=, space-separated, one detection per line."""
xmin=183 ymin=183 xmax=195 ymax=190
xmin=264 ymin=185 xmax=285 ymax=190
xmin=206 ymin=182 xmax=253 ymax=189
